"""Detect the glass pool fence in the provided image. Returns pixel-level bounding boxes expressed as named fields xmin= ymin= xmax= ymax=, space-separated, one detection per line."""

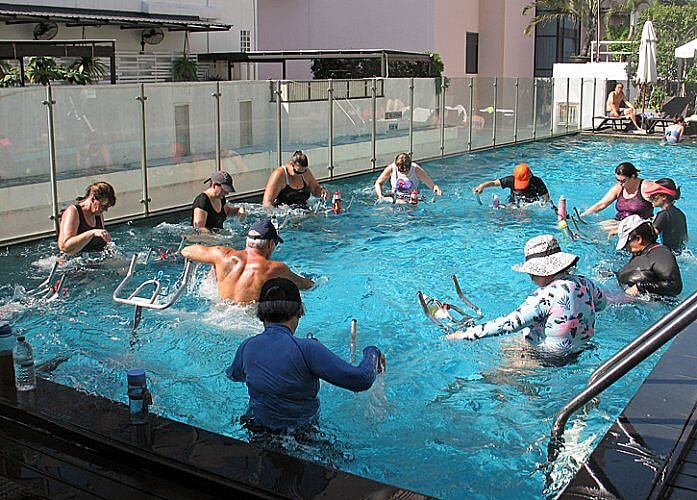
xmin=0 ymin=76 xmax=616 ymax=245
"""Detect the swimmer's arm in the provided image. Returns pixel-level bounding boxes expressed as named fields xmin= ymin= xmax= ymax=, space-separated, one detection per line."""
xmin=374 ymin=166 xmax=392 ymax=198
xmin=581 ymin=184 xmax=621 ymax=217
xmin=303 ymin=341 xmax=380 ymax=391
xmin=226 ymin=340 xmax=249 ymax=382
xmin=180 ymin=244 xmax=228 ymax=265
xmin=224 ymin=204 xmax=245 ymax=220
xmin=192 ymin=207 xmax=211 ymax=233
xmin=446 ymin=294 xmax=542 ymax=340
xmin=304 ymin=168 xmax=329 ymax=200
xmin=262 ymin=167 xmax=284 ymax=207
xmin=282 ymin=265 xmax=314 ymax=290
xmin=58 ymin=206 xmax=109 ymax=255
xmin=472 ymin=179 xmax=501 ymax=194
xmin=414 ymin=165 xmax=442 ymax=195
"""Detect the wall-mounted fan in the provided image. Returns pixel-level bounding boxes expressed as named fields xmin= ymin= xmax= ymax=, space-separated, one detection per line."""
xmin=141 ymin=28 xmax=165 ymax=51
xmin=33 ymin=21 xmax=58 ymax=40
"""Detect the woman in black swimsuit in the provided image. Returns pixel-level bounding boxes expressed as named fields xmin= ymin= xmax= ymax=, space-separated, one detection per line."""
xmin=262 ymin=151 xmax=328 ymax=208
xmin=191 ymin=170 xmax=244 ymax=232
xmin=58 ymin=182 xmax=116 ymax=255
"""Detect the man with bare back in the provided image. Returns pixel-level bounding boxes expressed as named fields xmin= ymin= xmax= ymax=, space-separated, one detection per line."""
xmin=606 ymin=82 xmax=641 ymax=131
xmin=181 ymin=218 xmax=313 ymax=303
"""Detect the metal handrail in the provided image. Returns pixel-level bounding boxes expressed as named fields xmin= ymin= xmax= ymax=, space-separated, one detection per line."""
xmin=548 ymin=292 xmax=697 ymax=462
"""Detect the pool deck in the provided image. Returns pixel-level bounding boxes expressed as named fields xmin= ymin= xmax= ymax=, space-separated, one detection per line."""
xmin=0 ymin=379 xmax=430 ymax=499
xmin=561 ymin=319 xmax=697 ymax=498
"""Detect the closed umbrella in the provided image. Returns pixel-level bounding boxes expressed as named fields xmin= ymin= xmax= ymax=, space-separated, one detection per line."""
xmin=636 ymin=19 xmax=658 ymax=113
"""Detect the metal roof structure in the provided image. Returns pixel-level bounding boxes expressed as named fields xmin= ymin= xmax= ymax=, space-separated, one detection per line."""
xmin=198 ymin=49 xmax=433 ymax=79
xmin=0 ymin=3 xmax=231 ymax=32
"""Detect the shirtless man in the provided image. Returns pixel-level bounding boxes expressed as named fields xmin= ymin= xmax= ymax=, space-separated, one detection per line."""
xmin=606 ymin=83 xmax=641 ymax=130
xmin=181 ymin=218 xmax=313 ymax=303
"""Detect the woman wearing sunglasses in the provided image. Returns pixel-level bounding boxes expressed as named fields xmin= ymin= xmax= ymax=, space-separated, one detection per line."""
xmin=58 ymin=181 xmax=116 ymax=255
xmin=262 ymin=151 xmax=328 ymax=209
xmin=374 ymin=152 xmax=443 ymax=203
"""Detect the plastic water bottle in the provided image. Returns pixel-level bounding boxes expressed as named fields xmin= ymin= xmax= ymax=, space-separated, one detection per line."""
xmin=13 ymin=336 xmax=35 ymax=391
xmin=127 ymin=368 xmax=150 ymax=424
xmin=492 ymin=194 xmax=500 ymax=209
xmin=0 ymin=322 xmax=15 ymax=387
xmin=332 ymin=191 xmax=342 ymax=214
xmin=557 ymin=195 xmax=568 ymax=220
xmin=410 ymin=189 xmax=420 ymax=204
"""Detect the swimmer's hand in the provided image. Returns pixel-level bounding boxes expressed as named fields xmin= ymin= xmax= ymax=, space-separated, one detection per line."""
xmin=433 ymin=184 xmax=443 ymax=196
xmin=624 ymin=284 xmax=640 ymax=297
xmin=472 ymin=185 xmax=483 ymax=195
xmin=378 ymin=353 xmax=386 ymax=373
xmin=319 ymin=187 xmax=329 ymax=201
xmin=445 ymin=327 xmax=480 ymax=341
xmin=92 ymin=229 xmax=111 ymax=243
xmin=236 ymin=205 xmax=246 ymax=221
xmin=376 ymin=196 xmax=394 ymax=204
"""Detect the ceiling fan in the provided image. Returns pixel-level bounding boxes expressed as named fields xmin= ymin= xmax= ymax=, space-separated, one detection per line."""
xmin=33 ymin=21 xmax=59 ymax=40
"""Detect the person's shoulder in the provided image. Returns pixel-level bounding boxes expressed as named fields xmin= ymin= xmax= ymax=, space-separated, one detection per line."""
xmin=192 ymin=192 xmax=208 ymax=205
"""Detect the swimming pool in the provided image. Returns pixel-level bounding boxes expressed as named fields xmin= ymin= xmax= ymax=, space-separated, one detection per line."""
xmin=0 ymin=135 xmax=694 ymax=499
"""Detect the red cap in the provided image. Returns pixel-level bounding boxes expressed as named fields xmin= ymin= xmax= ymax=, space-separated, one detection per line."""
xmin=513 ymin=163 xmax=532 ymax=190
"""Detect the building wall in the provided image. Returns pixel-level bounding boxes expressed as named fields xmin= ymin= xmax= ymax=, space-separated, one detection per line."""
xmin=433 ymin=0 xmax=478 ymax=76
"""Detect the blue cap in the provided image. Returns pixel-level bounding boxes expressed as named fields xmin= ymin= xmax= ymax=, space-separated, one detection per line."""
xmin=127 ymin=368 xmax=146 ymax=385
xmin=0 ymin=322 xmax=11 ymax=336
xmin=247 ymin=218 xmax=283 ymax=243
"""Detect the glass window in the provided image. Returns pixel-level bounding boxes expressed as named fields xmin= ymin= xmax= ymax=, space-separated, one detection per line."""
xmin=240 ymin=30 xmax=251 ymax=52
xmin=533 ymin=10 xmax=579 ymax=76
xmin=465 ymin=32 xmax=479 ymax=74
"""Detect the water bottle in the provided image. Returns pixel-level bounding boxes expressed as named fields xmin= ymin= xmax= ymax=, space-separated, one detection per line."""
xmin=0 ymin=322 xmax=15 ymax=387
xmin=492 ymin=194 xmax=500 ymax=209
xmin=410 ymin=189 xmax=420 ymax=205
xmin=127 ymin=368 xmax=150 ymax=424
xmin=557 ymin=195 xmax=568 ymax=220
xmin=332 ymin=191 xmax=342 ymax=214
xmin=13 ymin=336 xmax=35 ymax=391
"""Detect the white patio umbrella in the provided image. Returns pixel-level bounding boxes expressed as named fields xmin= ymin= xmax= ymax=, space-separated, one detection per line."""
xmin=636 ymin=19 xmax=658 ymax=113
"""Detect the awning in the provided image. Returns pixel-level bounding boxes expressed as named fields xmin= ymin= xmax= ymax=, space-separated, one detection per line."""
xmin=0 ymin=3 xmax=231 ymax=32
xmin=675 ymin=39 xmax=697 ymax=59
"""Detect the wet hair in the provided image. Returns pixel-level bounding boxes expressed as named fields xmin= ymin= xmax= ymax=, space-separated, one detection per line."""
xmin=628 ymin=221 xmax=657 ymax=246
xmin=395 ymin=152 xmax=412 ymax=169
xmin=291 ymin=150 xmax=308 ymax=167
xmin=653 ymin=178 xmax=681 ymax=202
xmin=675 ymin=115 xmax=685 ymax=124
xmin=82 ymin=182 xmax=116 ymax=207
xmin=257 ymin=300 xmax=304 ymax=323
xmin=245 ymin=237 xmax=272 ymax=249
xmin=615 ymin=162 xmax=639 ymax=178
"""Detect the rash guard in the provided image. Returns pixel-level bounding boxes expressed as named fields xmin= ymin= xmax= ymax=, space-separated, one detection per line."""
xmin=227 ymin=323 xmax=381 ymax=430
xmin=617 ymin=243 xmax=683 ymax=297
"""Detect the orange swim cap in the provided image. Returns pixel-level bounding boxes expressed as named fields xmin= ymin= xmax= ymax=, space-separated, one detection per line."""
xmin=513 ymin=163 xmax=532 ymax=190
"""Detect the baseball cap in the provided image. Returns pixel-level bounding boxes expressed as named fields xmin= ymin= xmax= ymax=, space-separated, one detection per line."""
xmin=247 ymin=218 xmax=283 ymax=243
xmin=616 ymin=214 xmax=650 ymax=250
xmin=259 ymin=277 xmax=301 ymax=303
xmin=205 ymin=171 xmax=235 ymax=193
xmin=513 ymin=163 xmax=532 ymax=190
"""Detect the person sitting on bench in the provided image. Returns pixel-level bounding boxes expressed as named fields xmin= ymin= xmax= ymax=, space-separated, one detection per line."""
xmin=606 ymin=83 xmax=641 ymax=131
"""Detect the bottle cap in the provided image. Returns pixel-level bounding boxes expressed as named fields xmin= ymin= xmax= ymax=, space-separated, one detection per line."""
xmin=127 ymin=368 xmax=146 ymax=385
xmin=0 ymin=322 xmax=11 ymax=336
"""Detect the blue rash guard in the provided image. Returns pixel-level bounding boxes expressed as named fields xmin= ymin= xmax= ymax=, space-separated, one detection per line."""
xmin=227 ymin=323 xmax=381 ymax=430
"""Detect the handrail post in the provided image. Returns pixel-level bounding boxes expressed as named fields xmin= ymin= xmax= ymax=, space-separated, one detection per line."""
xmin=565 ymin=78 xmax=570 ymax=133
xmin=467 ymin=77 xmax=474 ymax=152
xmin=212 ymin=81 xmax=222 ymax=171
xmin=578 ymin=78 xmax=584 ymax=130
xmin=327 ymin=78 xmax=334 ymax=180
xmin=275 ymin=80 xmax=283 ymax=169
xmin=439 ymin=76 xmax=446 ymax=159
xmin=532 ymin=79 xmax=538 ymax=140
xmin=371 ymin=78 xmax=377 ymax=171
xmin=408 ymin=77 xmax=414 ymax=156
xmin=136 ymin=83 xmax=150 ymax=216
xmin=491 ymin=77 xmax=497 ymax=147
xmin=43 ymin=86 xmax=60 ymax=233
xmin=513 ymin=78 xmax=519 ymax=143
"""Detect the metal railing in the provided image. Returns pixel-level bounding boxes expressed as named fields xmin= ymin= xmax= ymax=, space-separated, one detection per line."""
xmin=548 ymin=291 xmax=697 ymax=462
xmin=590 ymin=40 xmax=637 ymax=63
xmin=0 ymin=76 xmax=602 ymax=246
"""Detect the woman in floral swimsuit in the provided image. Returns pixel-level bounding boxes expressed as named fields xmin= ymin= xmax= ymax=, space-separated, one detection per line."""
xmin=447 ymin=235 xmax=606 ymax=353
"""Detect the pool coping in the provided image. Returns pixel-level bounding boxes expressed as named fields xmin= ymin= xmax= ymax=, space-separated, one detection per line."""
xmin=560 ymin=318 xmax=697 ymax=498
xmin=0 ymin=379 xmax=430 ymax=499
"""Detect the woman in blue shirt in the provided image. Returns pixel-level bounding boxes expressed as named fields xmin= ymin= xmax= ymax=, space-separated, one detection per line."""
xmin=227 ymin=278 xmax=384 ymax=432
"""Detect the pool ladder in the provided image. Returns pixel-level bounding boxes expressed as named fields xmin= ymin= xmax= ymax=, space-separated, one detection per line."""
xmin=548 ymin=290 xmax=697 ymax=462
xmin=112 ymin=254 xmax=194 ymax=329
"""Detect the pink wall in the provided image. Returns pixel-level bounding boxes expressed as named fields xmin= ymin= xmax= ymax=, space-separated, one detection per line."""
xmin=434 ymin=0 xmax=479 ymax=76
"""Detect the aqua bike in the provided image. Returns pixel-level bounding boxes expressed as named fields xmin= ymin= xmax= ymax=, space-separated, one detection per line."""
xmin=417 ymin=275 xmax=483 ymax=333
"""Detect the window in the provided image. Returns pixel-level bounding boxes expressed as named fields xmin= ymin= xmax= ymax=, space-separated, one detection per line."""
xmin=533 ymin=10 xmax=579 ymax=77
xmin=465 ymin=32 xmax=479 ymax=74
xmin=240 ymin=30 xmax=251 ymax=53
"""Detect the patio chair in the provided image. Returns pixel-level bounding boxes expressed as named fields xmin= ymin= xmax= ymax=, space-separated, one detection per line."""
xmin=644 ymin=96 xmax=691 ymax=134
xmin=592 ymin=113 xmax=632 ymax=132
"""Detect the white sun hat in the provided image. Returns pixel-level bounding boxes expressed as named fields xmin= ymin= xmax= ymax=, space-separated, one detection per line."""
xmin=616 ymin=214 xmax=650 ymax=250
xmin=512 ymin=234 xmax=579 ymax=277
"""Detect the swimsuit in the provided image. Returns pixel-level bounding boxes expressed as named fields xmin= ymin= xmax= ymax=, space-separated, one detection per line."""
xmin=274 ymin=166 xmax=311 ymax=208
xmin=191 ymin=192 xmax=227 ymax=229
xmin=653 ymin=205 xmax=688 ymax=254
xmin=68 ymin=203 xmax=106 ymax=252
xmin=389 ymin=163 xmax=420 ymax=199
xmin=615 ymin=179 xmax=653 ymax=220
xmin=617 ymin=243 xmax=683 ymax=296
xmin=665 ymin=126 xmax=681 ymax=143
xmin=464 ymin=274 xmax=606 ymax=352
xmin=226 ymin=323 xmax=380 ymax=430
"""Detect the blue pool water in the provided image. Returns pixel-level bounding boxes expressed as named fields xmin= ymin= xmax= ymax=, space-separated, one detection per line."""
xmin=0 ymin=136 xmax=695 ymax=499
